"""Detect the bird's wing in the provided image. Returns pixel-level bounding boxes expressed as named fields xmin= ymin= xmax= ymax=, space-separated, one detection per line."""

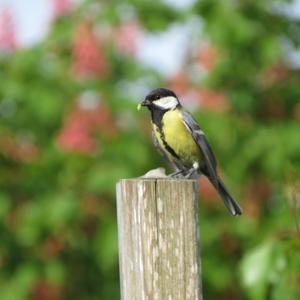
xmin=181 ymin=111 xmax=218 ymax=186
xmin=152 ymin=132 xmax=181 ymax=171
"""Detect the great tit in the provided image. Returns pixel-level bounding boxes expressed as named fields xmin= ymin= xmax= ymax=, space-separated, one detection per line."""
xmin=139 ymin=88 xmax=242 ymax=216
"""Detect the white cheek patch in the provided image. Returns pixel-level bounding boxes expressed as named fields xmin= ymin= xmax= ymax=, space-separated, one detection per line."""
xmin=153 ymin=96 xmax=178 ymax=109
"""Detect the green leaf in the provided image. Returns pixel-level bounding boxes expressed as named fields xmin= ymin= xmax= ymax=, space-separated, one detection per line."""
xmin=240 ymin=240 xmax=274 ymax=300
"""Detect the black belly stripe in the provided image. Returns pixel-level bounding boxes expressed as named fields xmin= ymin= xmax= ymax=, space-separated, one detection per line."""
xmin=159 ymin=131 xmax=181 ymax=160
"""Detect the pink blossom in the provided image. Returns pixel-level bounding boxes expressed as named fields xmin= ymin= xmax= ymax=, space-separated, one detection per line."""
xmin=57 ymin=100 xmax=117 ymax=154
xmin=52 ymin=0 xmax=73 ymax=18
xmin=0 ymin=6 xmax=17 ymax=51
xmin=114 ymin=22 xmax=141 ymax=56
xmin=72 ymin=22 xmax=109 ymax=79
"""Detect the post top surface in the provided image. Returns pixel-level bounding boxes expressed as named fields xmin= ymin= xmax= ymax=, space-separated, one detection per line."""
xmin=118 ymin=178 xmax=198 ymax=184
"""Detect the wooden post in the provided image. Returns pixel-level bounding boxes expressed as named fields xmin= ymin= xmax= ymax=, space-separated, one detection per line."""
xmin=116 ymin=179 xmax=202 ymax=300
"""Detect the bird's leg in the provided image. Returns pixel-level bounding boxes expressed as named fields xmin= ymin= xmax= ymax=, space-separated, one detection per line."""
xmin=183 ymin=168 xmax=197 ymax=179
xmin=183 ymin=162 xmax=199 ymax=179
xmin=169 ymin=162 xmax=200 ymax=179
xmin=169 ymin=170 xmax=185 ymax=178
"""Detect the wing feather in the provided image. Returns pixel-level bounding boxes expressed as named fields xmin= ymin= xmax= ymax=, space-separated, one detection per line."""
xmin=181 ymin=111 xmax=242 ymax=215
xmin=181 ymin=111 xmax=218 ymax=187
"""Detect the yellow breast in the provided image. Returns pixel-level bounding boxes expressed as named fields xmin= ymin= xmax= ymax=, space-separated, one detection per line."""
xmin=153 ymin=109 xmax=203 ymax=166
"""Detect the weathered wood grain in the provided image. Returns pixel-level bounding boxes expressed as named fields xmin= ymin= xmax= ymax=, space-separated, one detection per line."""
xmin=116 ymin=179 xmax=202 ymax=300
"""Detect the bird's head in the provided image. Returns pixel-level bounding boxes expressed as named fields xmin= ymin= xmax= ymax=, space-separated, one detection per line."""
xmin=138 ymin=88 xmax=180 ymax=111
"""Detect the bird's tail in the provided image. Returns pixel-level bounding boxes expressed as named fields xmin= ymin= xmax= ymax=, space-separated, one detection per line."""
xmin=209 ymin=176 xmax=242 ymax=216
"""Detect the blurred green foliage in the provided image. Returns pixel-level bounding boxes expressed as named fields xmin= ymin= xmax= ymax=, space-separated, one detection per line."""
xmin=0 ymin=0 xmax=300 ymax=299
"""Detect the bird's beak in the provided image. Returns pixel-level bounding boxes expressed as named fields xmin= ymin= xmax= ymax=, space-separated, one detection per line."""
xmin=137 ymin=99 xmax=151 ymax=110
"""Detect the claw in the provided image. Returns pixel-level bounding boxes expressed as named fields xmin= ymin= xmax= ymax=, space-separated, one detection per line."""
xmin=183 ymin=168 xmax=199 ymax=179
xmin=169 ymin=170 xmax=184 ymax=178
xmin=169 ymin=167 xmax=199 ymax=179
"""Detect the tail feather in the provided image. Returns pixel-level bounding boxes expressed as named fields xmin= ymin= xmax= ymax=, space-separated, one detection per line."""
xmin=209 ymin=176 xmax=242 ymax=216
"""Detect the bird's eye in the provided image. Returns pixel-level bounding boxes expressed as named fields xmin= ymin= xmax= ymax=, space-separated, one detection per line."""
xmin=155 ymin=95 xmax=160 ymax=100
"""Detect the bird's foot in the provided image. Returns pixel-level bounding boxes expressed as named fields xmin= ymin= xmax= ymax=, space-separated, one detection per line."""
xmin=169 ymin=170 xmax=185 ymax=179
xmin=169 ymin=168 xmax=198 ymax=179
xmin=183 ymin=168 xmax=198 ymax=179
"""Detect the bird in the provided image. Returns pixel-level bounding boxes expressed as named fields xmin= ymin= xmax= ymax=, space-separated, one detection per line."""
xmin=138 ymin=87 xmax=242 ymax=216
